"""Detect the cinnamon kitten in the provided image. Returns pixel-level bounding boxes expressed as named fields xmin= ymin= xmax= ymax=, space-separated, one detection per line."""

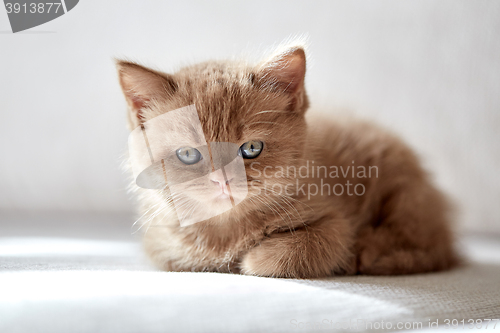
xmin=116 ymin=43 xmax=458 ymax=278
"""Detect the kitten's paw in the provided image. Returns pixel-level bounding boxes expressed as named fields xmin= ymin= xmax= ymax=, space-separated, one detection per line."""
xmin=240 ymin=237 xmax=289 ymax=278
xmin=240 ymin=231 xmax=354 ymax=278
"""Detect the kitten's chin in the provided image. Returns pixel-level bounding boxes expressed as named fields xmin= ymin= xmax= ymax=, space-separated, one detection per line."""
xmin=171 ymin=189 xmax=251 ymax=226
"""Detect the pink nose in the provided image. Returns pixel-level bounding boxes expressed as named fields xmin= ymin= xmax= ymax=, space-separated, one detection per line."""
xmin=211 ymin=176 xmax=233 ymax=194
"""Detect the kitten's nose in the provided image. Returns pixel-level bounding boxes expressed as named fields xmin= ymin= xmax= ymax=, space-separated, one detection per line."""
xmin=210 ymin=175 xmax=233 ymax=194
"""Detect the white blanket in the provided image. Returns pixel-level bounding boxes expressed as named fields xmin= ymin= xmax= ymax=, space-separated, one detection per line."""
xmin=1 ymin=215 xmax=499 ymax=333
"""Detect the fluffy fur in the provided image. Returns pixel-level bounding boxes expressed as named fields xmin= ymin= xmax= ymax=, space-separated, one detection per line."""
xmin=116 ymin=43 xmax=458 ymax=278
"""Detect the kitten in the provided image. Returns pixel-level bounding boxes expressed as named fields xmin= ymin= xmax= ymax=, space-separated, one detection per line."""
xmin=116 ymin=43 xmax=458 ymax=278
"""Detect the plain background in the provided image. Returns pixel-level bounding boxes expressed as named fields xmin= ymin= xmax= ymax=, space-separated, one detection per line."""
xmin=0 ymin=0 xmax=499 ymax=234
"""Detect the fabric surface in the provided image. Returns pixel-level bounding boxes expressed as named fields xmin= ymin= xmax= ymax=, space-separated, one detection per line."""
xmin=1 ymin=214 xmax=499 ymax=333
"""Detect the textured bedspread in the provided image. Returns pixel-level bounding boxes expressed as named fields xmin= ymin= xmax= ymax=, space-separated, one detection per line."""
xmin=1 ymin=213 xmax=499 ymax=333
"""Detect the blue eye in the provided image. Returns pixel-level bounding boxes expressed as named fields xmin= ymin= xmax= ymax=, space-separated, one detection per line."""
xmin=176 ymin=147 xmax=202 ymax=165
xmin=239 ymin=140 xmax=263 ymax=159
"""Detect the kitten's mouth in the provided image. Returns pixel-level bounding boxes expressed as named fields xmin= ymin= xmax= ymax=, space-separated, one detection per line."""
xmin=215 ymin=193 xmax=231 ymax=200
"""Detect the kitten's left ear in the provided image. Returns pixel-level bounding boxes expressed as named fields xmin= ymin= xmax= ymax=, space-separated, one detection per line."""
xmin=116 ymin=60 xmax=177 ymax=130
xmin=257 ymin=46 xmax=308 ymax=112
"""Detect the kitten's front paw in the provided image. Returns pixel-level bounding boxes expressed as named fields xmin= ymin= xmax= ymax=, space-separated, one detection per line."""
xmin=240 ymin=237 xmax=285 ymax=277
xmin=240 ymin=231 xmax=354 ymax=278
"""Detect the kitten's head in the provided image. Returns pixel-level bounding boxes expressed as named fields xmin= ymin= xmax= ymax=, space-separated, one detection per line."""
xmin=118 ymin=45 xmax=309 ymax=225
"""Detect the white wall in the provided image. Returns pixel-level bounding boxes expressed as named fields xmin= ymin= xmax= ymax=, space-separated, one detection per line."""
xmin=1 ymin=0 xmax=499 ymax=233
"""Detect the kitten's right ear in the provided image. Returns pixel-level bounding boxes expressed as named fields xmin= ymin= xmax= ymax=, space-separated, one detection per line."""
xmin=116 ymin=60 xmax=177 ymax=129
xmin=256 ymin=45 xmax=308 ymax=113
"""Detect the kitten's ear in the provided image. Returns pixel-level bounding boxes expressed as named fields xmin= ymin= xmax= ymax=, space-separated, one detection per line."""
xmin=116 ymin=60 xmax=177 ymax=129
xmin=257 ymin=46 xmax=307 ymax=111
